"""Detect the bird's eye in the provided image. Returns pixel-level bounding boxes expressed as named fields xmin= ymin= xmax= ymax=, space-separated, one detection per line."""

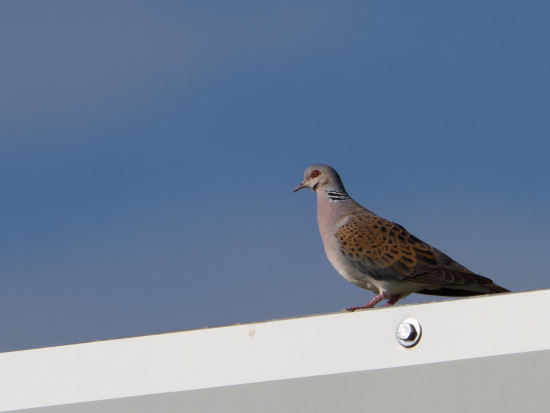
xmin=310 ymin=170 xmax=321 ymax=178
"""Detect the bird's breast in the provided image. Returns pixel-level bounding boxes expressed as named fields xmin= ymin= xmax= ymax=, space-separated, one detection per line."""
xmin=316 ymin=203 xmax=379 ymax=292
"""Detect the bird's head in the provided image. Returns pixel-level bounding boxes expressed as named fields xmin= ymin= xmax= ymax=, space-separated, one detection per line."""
xmin=293 ymin=164 xmax=345 ymax=193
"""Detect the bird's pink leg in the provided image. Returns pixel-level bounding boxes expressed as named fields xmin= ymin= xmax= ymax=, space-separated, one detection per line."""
xmin=345 ymin=293 xmax=387 ymax=312
xmin=382 ymin=294 xmax=401 ymax=307
xmin=345 ymin=292 xmax=402 ymax=311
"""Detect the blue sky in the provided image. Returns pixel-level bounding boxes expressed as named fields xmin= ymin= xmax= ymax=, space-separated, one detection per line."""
xmin=1 ymin=1 xmax=549 ymax=352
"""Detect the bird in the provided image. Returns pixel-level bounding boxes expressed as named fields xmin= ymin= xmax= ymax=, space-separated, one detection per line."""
xmin=294 ymin=164 xmax=509 ymax=310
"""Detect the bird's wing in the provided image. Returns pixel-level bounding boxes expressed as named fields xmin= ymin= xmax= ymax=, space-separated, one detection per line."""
xmin=335 ymin=214 xmax=494 ymax=286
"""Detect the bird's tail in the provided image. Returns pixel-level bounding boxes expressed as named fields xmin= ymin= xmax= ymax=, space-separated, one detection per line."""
xmin=416 ymin=283 xmax=510 ymax=297
xmin=485 ymin=283 xmax=510 ymax=293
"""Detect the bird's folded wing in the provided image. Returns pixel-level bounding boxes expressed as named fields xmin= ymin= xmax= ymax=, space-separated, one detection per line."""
xmin=335 ymin=214 xmax=494 ymax=286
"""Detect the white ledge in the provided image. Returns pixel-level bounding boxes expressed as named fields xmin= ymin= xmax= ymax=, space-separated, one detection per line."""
xmin=0 ymin=289 xmax=549 ymax=412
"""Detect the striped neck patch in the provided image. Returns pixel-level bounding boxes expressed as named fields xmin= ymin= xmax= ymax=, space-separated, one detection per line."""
xmin=325 ymin=189 xmax=350 ymax=202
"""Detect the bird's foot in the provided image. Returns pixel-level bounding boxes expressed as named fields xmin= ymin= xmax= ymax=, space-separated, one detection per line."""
xmin=344 ymin=293 xmax=386 ymax=311
xmin=345 ymin=293 xmax=401 ymax=311
xmin=382 ymin=294 xmax=401 ymax=307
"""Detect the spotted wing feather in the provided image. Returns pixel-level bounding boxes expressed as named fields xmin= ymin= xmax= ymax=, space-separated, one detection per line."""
xmin=335 ymin=214 xmax=496 ymax=287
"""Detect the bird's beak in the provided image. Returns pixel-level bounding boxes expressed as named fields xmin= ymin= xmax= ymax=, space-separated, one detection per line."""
xmin=293 ymin=181 xmax=308 ymax=192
